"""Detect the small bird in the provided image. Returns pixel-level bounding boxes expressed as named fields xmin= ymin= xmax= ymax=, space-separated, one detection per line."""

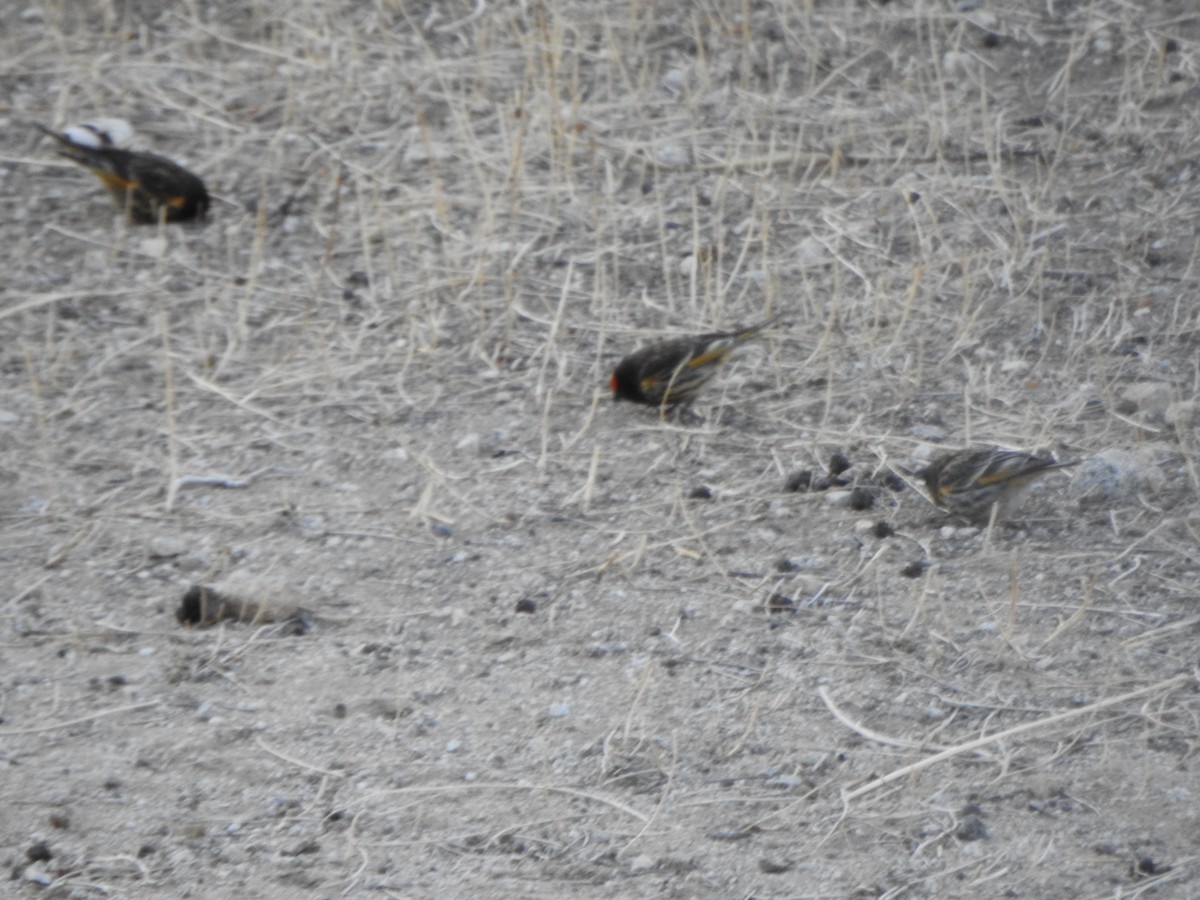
xmin=36 ymin=121 xmax=209 ymax=224
xmin=919 ymin=447 xmax=1079 ymax=523
xmin=609 ymin=316 xmax=781 ymax=408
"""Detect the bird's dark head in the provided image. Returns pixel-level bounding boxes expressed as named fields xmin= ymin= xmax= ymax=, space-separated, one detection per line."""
xmin=609 ymin=361 xmax=641 ymax=402
xmin=908 ymin=462 xmax=939 ymax=491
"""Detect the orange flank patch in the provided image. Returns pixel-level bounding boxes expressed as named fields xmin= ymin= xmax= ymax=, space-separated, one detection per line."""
xmin=93 ymin=170 xmax=136 ymax=191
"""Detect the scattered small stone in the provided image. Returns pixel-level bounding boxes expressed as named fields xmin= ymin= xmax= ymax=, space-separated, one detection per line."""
xmin=1136 ymin=857 xmax=1169 ymax=877
xmin=1120 ymin=381 xmax=1172 ymax=421
xmin=956 ymin=814 xmax=988 ymax=842
xmin=822 ymin=490 xmax=853 ymax=509
xmin=432 ymin=523 xmax=454 ymax=538
xmin=627 ymin=854 xmax=656 ymax=873
xmin=901 ymin=560 xmax=929 ymax=578
xmin=784 ymin=469 xmax=815 ymax=492
xmin=848 ymin=486 xmax=875 ymax=511
xmin=707 ymin=825 xmax=757 ymax=841
xmin=282 ymin=839 xmax=321 ymax=857
xmin=296 ymin=514 xmax=327 ymax=539
xmin=765 ymin=593 xmax=795 ymax=614
xmin=828 ymin=451 xmax=852 ymax=475
xmin=910 ymin=425 xmax=946 ymax=443
xmin=515 ymin=597 xmax=537 ymax=614
xmin=872 ymin=521 xmax=895 ymax=539
xmin=23 ymin=865 xmax=51 ymax=886
xmin=25 ymin=841 xmax=52 ymax=863
xmin=1166 ymin=400 xmax=1197 ymax=428
xmin=759 ymin=857 xmax=794 ymax=874
xmin=688 ymin=485 xmax=713 ymax=500
xmin=656 ymin=144 xmax=690 ymax=166
xmin=333 ymin=702 xmax=347 ymax=719
xmin=1071 ymin=449 xmax=1163 ymax=502
xmin=48 ymin=811 xmax=70 ymax=830
xmin=147 ymin=536 xmax=188 ymax=559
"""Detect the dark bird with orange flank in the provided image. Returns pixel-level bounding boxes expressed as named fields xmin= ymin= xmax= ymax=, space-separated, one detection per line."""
xmin=919 ymin=447 xmax=1079 ymax=523
xmin=609 ymin=315 xmax=781 ymax=409
xmin=35 ymin=121 xmax=209 ymax=224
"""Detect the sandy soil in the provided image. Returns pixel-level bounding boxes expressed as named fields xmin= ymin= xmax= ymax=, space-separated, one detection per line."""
xmin=2 ymin=1 xmax=1199 ymax=897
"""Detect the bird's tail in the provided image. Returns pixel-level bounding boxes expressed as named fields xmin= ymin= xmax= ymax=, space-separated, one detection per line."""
xmin=34 ymin=123 xmax=104 ymax=167
xmin=730 ymin=311 xmax=786 ymax=343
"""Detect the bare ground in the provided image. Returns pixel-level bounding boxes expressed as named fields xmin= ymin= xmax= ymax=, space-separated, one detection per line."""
xmin=2 ymin=1 xmax=1199 ymax=897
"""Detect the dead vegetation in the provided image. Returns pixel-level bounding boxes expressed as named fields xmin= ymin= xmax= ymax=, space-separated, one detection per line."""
xmin=2 ymin=1 xmax=1199 ymax=896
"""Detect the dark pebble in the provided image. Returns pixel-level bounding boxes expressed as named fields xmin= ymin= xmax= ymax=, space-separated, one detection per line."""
xmin=515 ymin=597 xmax=537 ymax=614
xmin=784 ymin=470 xmax=814 ymax=492
xmin=848 ymin=487 xmax=875 ymax=510
xmin=955 ymin=814 xmax=988 ymax=841
xmin=828 ymin=452 xmax=852 ymax=475
xmin=766 ymin=594 xmax=795 ymax=614
xmin=26 ymin=842 xmax=52 ymax=863
xmin=759 ymin=857 xmax=794 ymax=874
xmin=1137 ymin=857 xmax=1168 ymax=876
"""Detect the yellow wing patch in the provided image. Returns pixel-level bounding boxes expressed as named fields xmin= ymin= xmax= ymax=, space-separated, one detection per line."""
xmin=639 ymin=374 xmax=662 ymax=392
xmin=684 ymin=345 xmax=732 ymax=369
xmin=974 ymin=470 xmax=1012 ymax=486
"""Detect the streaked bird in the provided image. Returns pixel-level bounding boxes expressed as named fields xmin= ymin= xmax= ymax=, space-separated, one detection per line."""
xmin=919 ymin=446 xmax=1079 ymax=522
xmin=609 ymin=315 xmax=781 ymax=408
xmin=36 ymin=121 xmax=209 ymax=224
